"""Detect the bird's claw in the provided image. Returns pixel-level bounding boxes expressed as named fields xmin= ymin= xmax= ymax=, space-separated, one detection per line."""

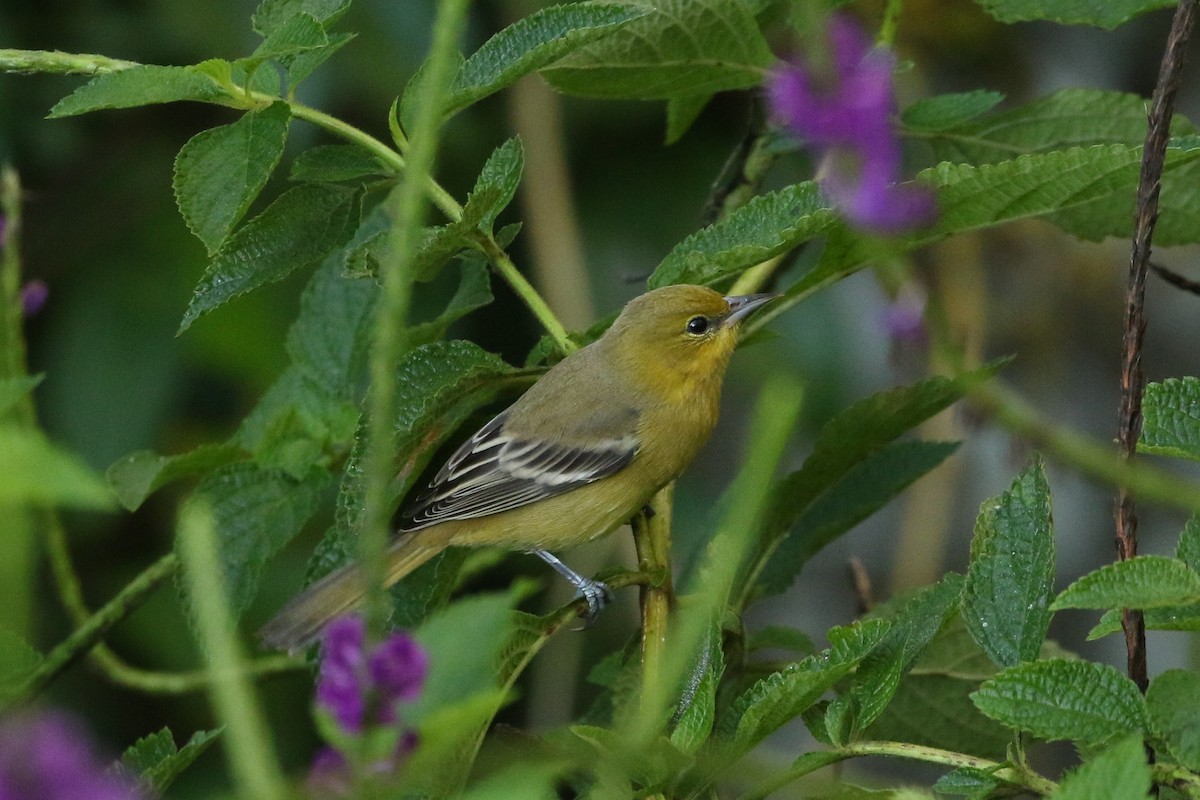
xmin=573 ymin=579 xmax=612 ymax=630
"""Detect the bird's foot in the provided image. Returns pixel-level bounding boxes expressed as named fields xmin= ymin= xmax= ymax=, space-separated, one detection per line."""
xmin=574 ymin=577 xmax=612 ymax=630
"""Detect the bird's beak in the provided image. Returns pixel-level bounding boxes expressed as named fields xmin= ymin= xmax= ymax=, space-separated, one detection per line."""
xmin=723 ymin=293 xmax=780 ymax=327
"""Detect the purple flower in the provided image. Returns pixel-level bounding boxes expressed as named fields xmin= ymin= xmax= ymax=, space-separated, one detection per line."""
xmin=306 ymin=734 xmax=418 ymax=798
xmin=20 ymin=280 xmax=48 ymax=317
xmin=883 ymin=285 xmax=928 ymax=345
xmin=315 ymin=615 xmax=428 ymax=734
xmin=0 ymin=711 xmax=144 ymax=800
xmin=767 ymin=14 xmax=936 ymax=233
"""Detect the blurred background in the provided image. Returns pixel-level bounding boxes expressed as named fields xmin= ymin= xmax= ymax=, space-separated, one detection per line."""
xmin=4 ymin=0 xmax=1200 ymax=794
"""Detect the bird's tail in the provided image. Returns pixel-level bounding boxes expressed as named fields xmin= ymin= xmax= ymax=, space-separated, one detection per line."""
xmin=257 ymin=534 xmax=441 ymax=653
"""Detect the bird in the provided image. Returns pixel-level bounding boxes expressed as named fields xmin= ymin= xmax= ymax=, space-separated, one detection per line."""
xmin=259 ymin=284 xmax=777 ymax=652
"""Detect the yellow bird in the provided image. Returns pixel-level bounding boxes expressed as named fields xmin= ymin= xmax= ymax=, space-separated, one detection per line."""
xmin=260 ymin=284 xmax=776 ymax=651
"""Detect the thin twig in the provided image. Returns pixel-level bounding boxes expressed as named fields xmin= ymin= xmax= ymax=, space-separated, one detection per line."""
xmin=1149 ymin=260 xmax=1200 ymax=296
xmin=1118 ymin=0 xmax=1199 ymax=694
xmin=847 ymin=557 xmax=874 ymax=614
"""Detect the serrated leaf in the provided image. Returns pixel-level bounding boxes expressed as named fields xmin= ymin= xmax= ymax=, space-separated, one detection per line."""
xmin=747 ymin=625 xmax=814 ymax=656
xmin=542 ymin=0 xmax=773 ymax=100
xmin=1147 ymin=669 xmax=1200 ymax=771
xmin=932 ymin=768 xmax=1001 ymax=799
xmin=48 ymin=65 xmax=224 ymax=117
xmin=445 ymin=2 xmax=648 ymax=115
xmin=905 ymin=89 xmax=1170 ymax=164
xmin=0 ymin=427 xmax=115 ymax=509
xmin=868 ymin=674 xmax=1013 ymax=761
xmin=106 ymin=443 xmax=245 ymax=511
xmin=180 ymin=183 xmax=357 ymax=331
xmin=285 ymin=255 xmax=379 ymax=398
xmin=900 ymin=90 xmax=1005 ymax=132
xmin=1140 ymin=378 xmax=1200 ymax=461
xmin=1088 ymin=605 xmax=1200 ymax=639
xmin=0 ymin=629 xmax=41 ymax=705
xmin=252 ymin=0 xmax=350 ymax=36
xmin=964 ymin=458 xmax=1055 ymax=667
xmin=752 ymin=440 xmax=959 ymax=601
xmin=846 ymin=575 xmax=965 ymax=734
xmin=119 ymin=727 xmax=221 ymax=794
xmin=971 ymin=659 xmax=1148 ymax=747
xmin=741 ymin=366 xmax=998 ymax=606
xmin=290 ymin=144 xmax=392 ymax=183
xmin=648 ymin=182 xmax=834 ymax=289
xmin=408 ymin=261 xmax=493 ymax=346
xmin=1054 ymin=736 xmax=1151 ymax=800
xmin=1052 ymin=555 xmax=1200 ymax=611
xmin=173 ymin=103 xmax=291 ymax=254
xmin=722 ymin=618 xmax=889 ymax=753
xmin=670 ymin=624 xmax=724 ymax=754
xmin=971 ymin=0 xmax=1172 ymax=30
xmin=178 ymin=463 xmax=328 ymax=625
xmin=793 ymin=142 xmax=1200 ymax=305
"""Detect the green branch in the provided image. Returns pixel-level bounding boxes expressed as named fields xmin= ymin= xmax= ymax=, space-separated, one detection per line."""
xmin=739 ymin=741 xmax=1057 ymax=800
xmin=15 ymin=553 xmax=178 ymax=705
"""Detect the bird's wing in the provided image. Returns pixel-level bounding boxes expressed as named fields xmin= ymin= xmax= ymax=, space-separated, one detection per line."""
xmin=400 ymin=409 xmax=640 ymax=531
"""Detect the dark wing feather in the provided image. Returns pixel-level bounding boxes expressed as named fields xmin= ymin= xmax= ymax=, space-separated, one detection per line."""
xmin=400 ymin=409 xmax=640 ymax=531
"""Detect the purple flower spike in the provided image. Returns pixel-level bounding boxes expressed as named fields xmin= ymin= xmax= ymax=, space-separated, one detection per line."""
xmin=315 ymin=615 xmax=429 ymax=735
xmin=317 ymin=616 xmax=369 ymax=732
xmin=0 ymin=711 xmax=144 ymax=800
xmin=767 ymin=14 xmax=936 ymax=233
xmin=20 ymin=280 xmax=48 ymax=317
xmin=883 ymin=286 xmax=928 ymax=345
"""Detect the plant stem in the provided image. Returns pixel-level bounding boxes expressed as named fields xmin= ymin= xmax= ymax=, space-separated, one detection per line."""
xmin=739 ymin=741 xmax=1057 ymax=800
xmin=178 ymin=503 xmax=286 ymax=800
xmin=878 ymin=0 xmax=904 ymax=46
xmin=359 ymin=0 xmax=470 ymax=639
xmin=15 ymin=553 xmax=177 ymax=705
xmin=0 ymin=48 xmax=136 ymax=74
xmin=633 ymin=485 xmax=675 ymax=701
xmin=1117 ymin=0 xmax=1199 ymax=694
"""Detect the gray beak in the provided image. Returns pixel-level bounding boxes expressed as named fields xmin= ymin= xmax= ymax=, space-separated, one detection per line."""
xmin=723 ymin=293 xmax=780 ymax=327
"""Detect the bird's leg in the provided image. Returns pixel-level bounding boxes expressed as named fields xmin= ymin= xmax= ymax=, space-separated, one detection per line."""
xmin=531 ymin=550 xmax=611 ymax=627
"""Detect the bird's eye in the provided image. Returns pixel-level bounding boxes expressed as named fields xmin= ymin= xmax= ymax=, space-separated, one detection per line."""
xmin=686 ymin=316 xmax=710 ymax=335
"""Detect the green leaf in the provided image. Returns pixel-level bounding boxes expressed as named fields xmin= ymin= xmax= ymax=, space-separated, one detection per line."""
xmin=648 ymin=182 xmax=834 ymax=289
xmin=932 ymin=768 xmax=1001 ymax=799
xmin=900 ymin=90 xmax=1005 ymax=132
xmin=241 ymin=11 xmax=350 ymax=85
xmin=119 ymin=727 xmax=222 ymax=795
xmin=1140 ymin=378 xmax=1200 ymax=461
xmin=971 ymin=659 xmax=1148 ymax=747
xmin=964 ymin=458 xmax=1055 ymax=667
xmin=252 ymin=0 xmax=350 ymax=36
xmin=1052 ymin=555 xmax=1200 ymax=611
xmin=747 ymin=625 xmax=814 ymax=656
xmin=290 ymin=144 xmax=392 ymax=183
xmin=180 ymin=183 xmax=357 ymax=331
xmin=905 ymin=89 xmax=1170 ymax=164
xmin=665 ymin=93 xmax=713 ymax=145
xmin=844 ymin=575 xmax=965 ymax=734
xmin=1147 ymin=669 xmax=1200 ymax=771
xmin=408 ymin=261 xmax=494 ymax=346
xmin=1089 ymin=605 xmax=1200 ymax=639
xmin=670 ymin=624 xmax=724 ymax=754
xmin=753 ymin=440 xmax=959 ymax=601
xmin=48 ymin=65 xmax=224 ymax=117
xmin=411 ymin=590 xmax=522 ymax=722
xmin=1179 ymin=515 xmax=1200 ymax=571
xmin=445 ymin=2 xmax=648 ymax=115
xmin=542 ymin=0 xmax=774 ymax=100
xmin=1054 ymin=736 xmax=1151 ymax=800
xmin=178 ymin=463 xmax=328 ymax=624
xmin=173 ymin=103 xmax=291 ymax=254
xmin=970 ymin=0 xmax=1173 ymax=30
xmin=742 ymin=366 xmax=999 ymax=606
xmin=0 ymin=427 xmax=115 ymax=509
xmin=0 ymin=375 xmax=42 ymax=417
xmin=0 ymin=629 xmax=41 ymax=705
xmin=722 ymin=618 xmax=889 ymax=753
xmin=285 ymin=255 xmax=379 ymax=398
xmin=106 ymin=443 xmax=245 ymax=511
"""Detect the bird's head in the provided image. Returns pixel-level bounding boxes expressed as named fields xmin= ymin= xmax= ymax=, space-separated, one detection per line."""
xmin=602 ymin=285 xmax=777 ymax=400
